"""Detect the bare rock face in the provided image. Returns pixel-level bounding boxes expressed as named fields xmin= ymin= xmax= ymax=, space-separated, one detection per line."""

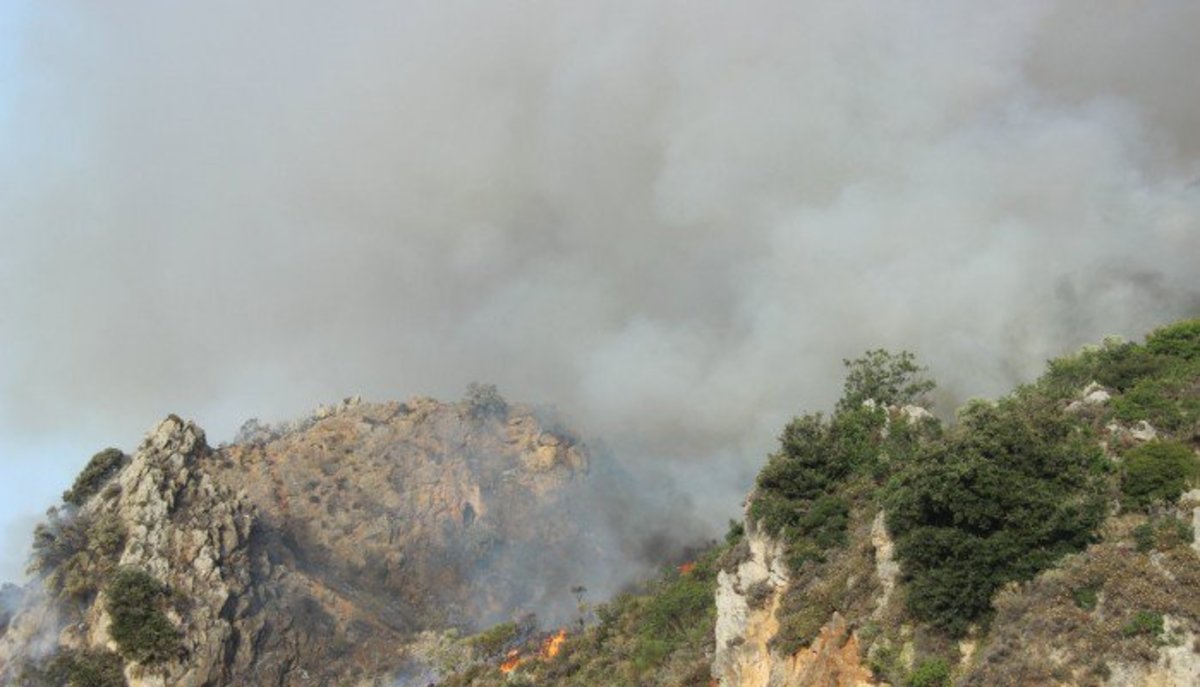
xmin=712 ymin=516 xmax=885 ymax=687
xmin=105 ymin=416 xmax=255 ymax=687
xmin=713 ymin=521 xmax=790 ymax=687
xmin=0 ymin=395 xmax=615 ymax=686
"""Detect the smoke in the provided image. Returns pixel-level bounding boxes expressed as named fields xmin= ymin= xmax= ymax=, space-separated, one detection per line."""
xmin=2 ymin=1 xmax=1199 ymax=574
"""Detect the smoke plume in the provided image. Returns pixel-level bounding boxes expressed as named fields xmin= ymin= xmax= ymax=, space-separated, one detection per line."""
xmin=2 ymin=1 xmax=1199 ymax=577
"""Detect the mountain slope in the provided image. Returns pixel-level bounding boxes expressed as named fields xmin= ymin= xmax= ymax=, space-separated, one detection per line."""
xmin=0 ymin=391 xmax=648 ymax=686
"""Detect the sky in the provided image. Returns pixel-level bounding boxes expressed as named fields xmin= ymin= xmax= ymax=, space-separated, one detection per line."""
xmin=2 ymin=1 xmax=1199 ymax=582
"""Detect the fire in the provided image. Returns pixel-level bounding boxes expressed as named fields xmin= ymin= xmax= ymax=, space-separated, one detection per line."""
xmin=499 ymin=649 xmax=522 ymax=674
xmin=540 ymin=629 xmax=567 ymax=659
xmin=498 ymin=629 xmax=568 ymax=675
xmin=678 ymin=561 xmax=696 ymax=575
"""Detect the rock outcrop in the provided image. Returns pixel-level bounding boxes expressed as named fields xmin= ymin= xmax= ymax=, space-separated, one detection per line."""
xmin=712 ymin=513 xmax=887 ymax=687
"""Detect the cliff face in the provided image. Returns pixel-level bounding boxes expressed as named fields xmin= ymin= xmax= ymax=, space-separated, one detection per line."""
xmin=0 ymin=394 xmax=611 ymax=686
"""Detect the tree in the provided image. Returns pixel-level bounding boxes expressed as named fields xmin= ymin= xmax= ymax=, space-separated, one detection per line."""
xmin=837 ymin=349 xmax=935 ymax=413
xmin=885 ymin=399 xmax=1107 ymax=635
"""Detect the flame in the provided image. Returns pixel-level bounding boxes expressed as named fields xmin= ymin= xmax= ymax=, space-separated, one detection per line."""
xmin=498 ymin=629 xmax=568 ymax=674
xmin=540 ymin=629 xmax=567 ymax=659
xmin=499 ymin=649 xmax=522 ymax=674
xmin=678 ymin=561 xmax=696 ymax=575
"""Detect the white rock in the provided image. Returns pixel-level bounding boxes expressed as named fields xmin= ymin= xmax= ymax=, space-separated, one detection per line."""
xmin=871 ymin=511 xmax=899 ymax=618
xmin=1081 ymin=382 xmax=1111 ymax=403
xmin=898 ymin=405 xmax=934 ymax=424
xmin=1130 ymin=421 xmax=1158 ymax=442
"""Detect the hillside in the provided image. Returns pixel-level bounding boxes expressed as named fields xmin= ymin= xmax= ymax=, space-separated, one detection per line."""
xmin=435 ymin=319 xmax=1200 ymax=687
xmin=0 ymin=389 xmax=682 ymax=686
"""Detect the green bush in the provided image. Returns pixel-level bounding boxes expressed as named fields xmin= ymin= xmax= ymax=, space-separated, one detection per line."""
xmin=470 ymin=621 xmax=518 ymax=656
xmin=886 ymin=398 xmax=1107 ymax=636
xmin=1132 ymin=523 xmax=1157 ymax=553
xmin=1034 ymin=327 xmax=1193 ymax=400
xmin=907 ymin=658 xmax=951 ymax=687
xmin=63 ymin=448 xmax=126 ymax=506
xmin=1144 ymin=319 xmax=1200 ymax=361
xmin=1110 ymin=372 xmax=1200 ymax=433
xmin=750 ymin=404 xmax=886 ymax=573
xmin=1121 ymin=611 xmax=1164 ymax=639
xmin=1121 ymin=441 xmax=1198 ymax=509
xmin=637 ymin=572 xmax=712 ymax=643
xmin=106 ymin=568 xmax=181 ymax=664
xmin=1071 ymin=585 xmax=1099 ymax=611
xmin=1131 ymin=517 xmax=1194 ymax=553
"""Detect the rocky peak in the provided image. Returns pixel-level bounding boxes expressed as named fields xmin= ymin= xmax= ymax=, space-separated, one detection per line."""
xmin=1 ymin=393 xmax=627 ymax=686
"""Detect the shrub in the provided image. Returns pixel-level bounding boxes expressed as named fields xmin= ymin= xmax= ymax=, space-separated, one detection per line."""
xmin=1131 ymin=517 xmax=1194 ymax=553
xmin=1071 ymin=585 xmax=1099 ymax=611
xmin=1121 ymin=441 xmax=1198 ymax=509
xmin=29 ymin=508 xmax=126 ymax=601
xmin=470 ymin=621 xmax=518 ymax=656
xmin=886 ymin=398 xmax=1107 ymax=636
xmin=106 ymin=568 xmax=181 ymax=664
xmin=21 ymin=648 xmax=126 ymax=687
xmin=63 ymin=448 xmax=126 ymax=506
xmin=1132 ymin=523 xmax=1157 ymax=553
xmin=638 ymin=572 xmax=712 ymax=642
xmin=1034 ymin=333 xmax=1184 ymax=399
xmin=28 ymin=508 xmax=89 ymax=577
xmin=1120 ymin=611 xmax=1164 ymax=639
xmin=724 ymin=519 xmax=745 ymax=544
xmin=907 ymin=658 xmax=951 ymax=687
xmin=1144 ymin=319 xmax=1200 ymax=361
xmin=751 ymin=406 xmax=882 ymax=536
xmin=838 ymin=349 xmax=935 ymax=413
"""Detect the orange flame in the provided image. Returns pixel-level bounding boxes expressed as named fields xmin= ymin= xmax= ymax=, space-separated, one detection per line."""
xmin=678 ymin=561 xmax=696 ymax=575
xmin=499 ymin=649 xmax=522 ymax=674
xmin=540 ymin=629 xmax=567 ymax=659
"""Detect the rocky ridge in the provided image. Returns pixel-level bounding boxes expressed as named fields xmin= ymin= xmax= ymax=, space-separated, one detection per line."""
xmin=0 ymin=392 xmax=617 ymax=685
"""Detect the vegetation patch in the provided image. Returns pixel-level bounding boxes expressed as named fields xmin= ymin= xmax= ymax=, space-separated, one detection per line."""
xmin=1071 ymin=585 xmax=1099 ymax=611
xmin=439 ymin=545 xmax=723 ymax=687
xmin=1120 ymin=610 xmax=1164 ymax=640
xmin=20 ymin=648 xmax=126 ymax=687
xmin=1121 ymin=440 xmax=1198 ymax=509
xmin=469 ymin=621 xmax=519 ymax=657
xmin=62 ymin=448 xmax=127 ymax=506
xmin=886 ymin=396 xmax=1108 ymax=636
xmin=29 ymin=509 xmax=126 ymax=601
xmin=906 ymin=658 xmax=951 ymax=687
xmin=106 ymin=567 xmax=181 ymax=664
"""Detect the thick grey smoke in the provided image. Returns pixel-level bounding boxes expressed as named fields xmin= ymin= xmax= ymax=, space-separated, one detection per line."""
xmin=2 ymin=1 xmax=1199 ymax=578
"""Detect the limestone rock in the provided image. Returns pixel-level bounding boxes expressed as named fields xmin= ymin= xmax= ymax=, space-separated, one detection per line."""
xmin=712 ymin=512 xmax=886 ymax=687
